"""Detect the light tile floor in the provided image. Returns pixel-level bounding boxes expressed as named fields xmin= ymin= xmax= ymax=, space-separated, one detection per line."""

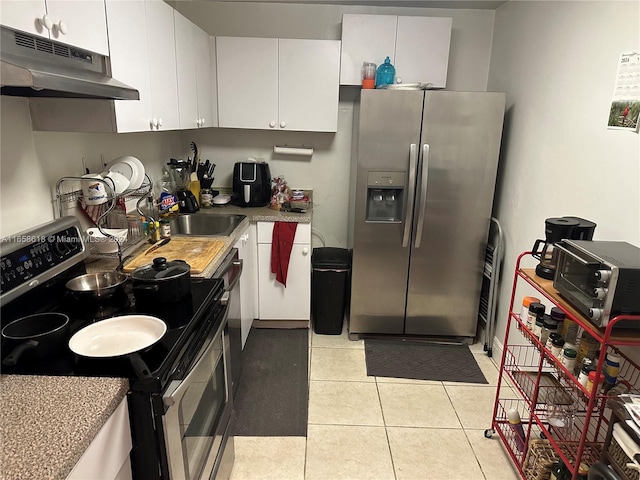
xmin=229 ymin=327 xmax=521 ymax=480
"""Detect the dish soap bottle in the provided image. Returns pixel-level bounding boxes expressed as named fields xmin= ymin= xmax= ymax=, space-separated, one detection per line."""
xmin=375 ymin=56 xmax=396 ymax=88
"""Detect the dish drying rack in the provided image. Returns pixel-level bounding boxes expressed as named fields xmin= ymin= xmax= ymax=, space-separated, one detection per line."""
xmin=55 ymin=174 xmax=154 ymax=265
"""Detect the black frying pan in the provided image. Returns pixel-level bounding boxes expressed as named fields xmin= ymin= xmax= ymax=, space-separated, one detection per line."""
xmin=2 ymin=313 xmax=70 ymax=366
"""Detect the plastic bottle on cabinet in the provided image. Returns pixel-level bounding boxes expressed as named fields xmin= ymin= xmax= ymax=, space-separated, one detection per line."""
xmin=375 ymin=56 xmax=396 ymax=87
xmin=603 ymin=352 xmax=621 ymax=391
xmin=507 ymin=408 xmax=526 ymax=452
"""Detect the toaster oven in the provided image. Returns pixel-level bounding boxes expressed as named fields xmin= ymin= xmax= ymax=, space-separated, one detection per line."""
xmin=554 ymin=239 xmax=640 ymax=329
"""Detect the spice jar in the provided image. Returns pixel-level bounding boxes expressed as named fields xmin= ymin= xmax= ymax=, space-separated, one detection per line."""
xmin=576 ymin=331 xmax=598 ymax=368
xmin=546 ymin=332 xmax=561 ymax=350
xmin=520 ymin=296 xmax=541 ymax=325
xmin=159 ymin=219 xmax=171 ymax=239
xmin=577 ymin=359 xmax=596 ymax=388
xmin=527 ymin=302 xmax=545 ymax=331
xmin=550 ymin=335 xmax=566 ymax=357
xmin=533 ymin=315 xmax=545 ymax=339
xmin=540 ymin=315 xmax=559 ymax=345
xmin=200 ymin=188 xmax=213 ymax=208
xmin=561 ymin=347 xmax=577 ymax=372
xmin=586 ymin=370 xmax=605 ymax=394
xmin=603 ymin=352 xmax=621 ymax=391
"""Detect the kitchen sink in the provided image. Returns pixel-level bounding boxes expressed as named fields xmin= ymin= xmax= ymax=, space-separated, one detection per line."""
xmin=169 ymin=214 xmax=246 ymax=237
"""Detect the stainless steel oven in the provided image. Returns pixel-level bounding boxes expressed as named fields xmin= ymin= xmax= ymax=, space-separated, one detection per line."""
xmin=0 ymin=217 xmax=237 ymax=480
xmin=162 ymin=291 xmax=234 ymax=480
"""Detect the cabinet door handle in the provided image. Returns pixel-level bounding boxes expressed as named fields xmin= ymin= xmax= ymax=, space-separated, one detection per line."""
xmin=280 ymin=121 xmax=286 ymax=128
xmin=38 ymin=14 xmax=53 ymax=31
xmin=56 ymin=20 xmax=68 ymax=35
xmin=150 ymin=118 xmax=158 ymax=130
xmin=302 ymin=247 xmax=309 ymax=255
xmin=157 ymin=117 xmax=163 ymax=128
xmin=269 ymin=121 xmax=276 ymax=128
xmin=200 ymin=118 xmax=205 ymax=126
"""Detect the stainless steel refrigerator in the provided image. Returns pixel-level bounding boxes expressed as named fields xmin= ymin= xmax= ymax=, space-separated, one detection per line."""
xmin=348 ymin=90 xmax=505 ymax=339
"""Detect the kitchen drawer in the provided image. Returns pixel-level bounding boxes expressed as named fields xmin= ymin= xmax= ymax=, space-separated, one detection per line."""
xmin=257 ymin=222 xmax=311 ymax=244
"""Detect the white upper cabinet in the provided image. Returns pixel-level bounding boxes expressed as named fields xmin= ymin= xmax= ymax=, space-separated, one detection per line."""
xmin=145 ymin=0 xmax=180 ymax=131
xmin=278 ymin=39 xmax=340 ymax=132
xmin=216 ymin=37 xmax=279 ymax=130
xmin=0 ymin=0 xmax=109 ymax=55
xmin=174 ymin=10 xmax=199 ymax=129
xmin=216 ymin=37 xmax=340 ymax=132
xmin=106 ymin=0 xmax=153 ymax=133
xmin=175 ymin=12 xmax=214 ymax=130
xmin=340 ymin=14 xmax=452 ymax=88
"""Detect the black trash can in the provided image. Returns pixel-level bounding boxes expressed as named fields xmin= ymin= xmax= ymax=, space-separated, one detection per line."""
xmin=312 ymin=247 xmax=350 ymax=335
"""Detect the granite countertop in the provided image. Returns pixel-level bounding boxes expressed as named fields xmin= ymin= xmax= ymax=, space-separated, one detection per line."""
xmin=87 ymin=203 xmax=313 ymax=278
xmin=0 ymin=375 xmax=129 ymax=480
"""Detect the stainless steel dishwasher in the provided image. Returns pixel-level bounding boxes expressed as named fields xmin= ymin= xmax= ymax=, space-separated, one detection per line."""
xmin=215 ymin=248 xmax=243 ymax=395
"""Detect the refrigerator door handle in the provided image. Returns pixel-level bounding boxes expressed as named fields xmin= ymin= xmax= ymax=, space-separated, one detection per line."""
xmin=402 ymin=143 xmax=418 ymax=248
xmin=414 ymin=143 xmax=430 ymax=248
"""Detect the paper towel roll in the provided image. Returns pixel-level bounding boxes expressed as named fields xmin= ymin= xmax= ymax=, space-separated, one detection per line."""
xmin=273 ymin=146 xmax=314 ymax=156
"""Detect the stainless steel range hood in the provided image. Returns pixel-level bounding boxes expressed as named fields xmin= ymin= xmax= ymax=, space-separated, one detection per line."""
xmin=0 ymin=27 xmax=139 ymax=100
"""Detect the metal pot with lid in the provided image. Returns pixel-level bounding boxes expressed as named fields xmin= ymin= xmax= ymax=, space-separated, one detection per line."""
xmin=131 ymin=257 xmax=191 ymax=304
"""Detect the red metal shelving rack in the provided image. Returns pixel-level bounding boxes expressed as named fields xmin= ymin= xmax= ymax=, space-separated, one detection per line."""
xmin=486 ymin=251 xmax=640 ymax=480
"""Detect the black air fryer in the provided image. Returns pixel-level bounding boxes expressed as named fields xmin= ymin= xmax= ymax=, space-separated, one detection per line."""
xmin=232 ymin=162 xmax=272 ymax=207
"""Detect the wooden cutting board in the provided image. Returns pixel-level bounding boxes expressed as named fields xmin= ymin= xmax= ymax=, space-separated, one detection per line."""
xmin=123 ymin=237 xmax=226 ymax=275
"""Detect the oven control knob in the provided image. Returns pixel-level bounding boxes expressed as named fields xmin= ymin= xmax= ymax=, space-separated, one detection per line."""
xmin=593 ymin=287 xmax=608 ymax=300
xmin=594 ymin=270 xmax=611 ymax=283
xmin=589 ymin=308 xmax=603 ymax=321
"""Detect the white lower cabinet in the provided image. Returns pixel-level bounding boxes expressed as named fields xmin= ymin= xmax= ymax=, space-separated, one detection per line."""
xmin=256 ymin=222 xmax=311 ymax=321
xmin=234 ymin=223 xmax=256 ymax=348
xmin=67 ymin=397 xmax=132 ymax=480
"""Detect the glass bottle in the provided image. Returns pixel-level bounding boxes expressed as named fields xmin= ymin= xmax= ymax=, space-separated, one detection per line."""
xmin=375 ymin=56 xmax=395 ymax=87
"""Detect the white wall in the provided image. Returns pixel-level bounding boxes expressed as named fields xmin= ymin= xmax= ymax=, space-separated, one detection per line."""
xmin=487 ymin=1 xmax=640 ymax=347
xmin=0 ymin=97 xmax=184 ymax=236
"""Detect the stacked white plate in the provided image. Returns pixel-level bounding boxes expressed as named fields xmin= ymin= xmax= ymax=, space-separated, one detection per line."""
xmin=378 ymin=83 xmax=435 ymax=90
xmin=104 ymin=156 xmax=146 ymax=192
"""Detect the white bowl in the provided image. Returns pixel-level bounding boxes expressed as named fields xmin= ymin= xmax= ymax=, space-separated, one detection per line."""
xmin=104 ymin=170 xmax=131 ymax=195
xmin=86 ymin=228 xmax=128 ymax=254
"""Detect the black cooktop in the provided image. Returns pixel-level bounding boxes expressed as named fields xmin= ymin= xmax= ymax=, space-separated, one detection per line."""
xmin=1 ymin=269 xmax=225 ymax=393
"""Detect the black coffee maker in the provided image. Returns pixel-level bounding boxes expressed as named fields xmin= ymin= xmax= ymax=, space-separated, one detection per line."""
xmin=532 ymin=216 xmax=597 ymax=280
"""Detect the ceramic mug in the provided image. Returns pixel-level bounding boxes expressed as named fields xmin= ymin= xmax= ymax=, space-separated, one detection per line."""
xmin=81 ymin=174 xmax=114 ymax=205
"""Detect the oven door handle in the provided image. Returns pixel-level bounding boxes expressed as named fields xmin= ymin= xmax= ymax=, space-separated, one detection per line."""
xmin=163 ymin=302 xmax=230 ymax=408
xmin=218 ymin=250 xmax=243 ymax=292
